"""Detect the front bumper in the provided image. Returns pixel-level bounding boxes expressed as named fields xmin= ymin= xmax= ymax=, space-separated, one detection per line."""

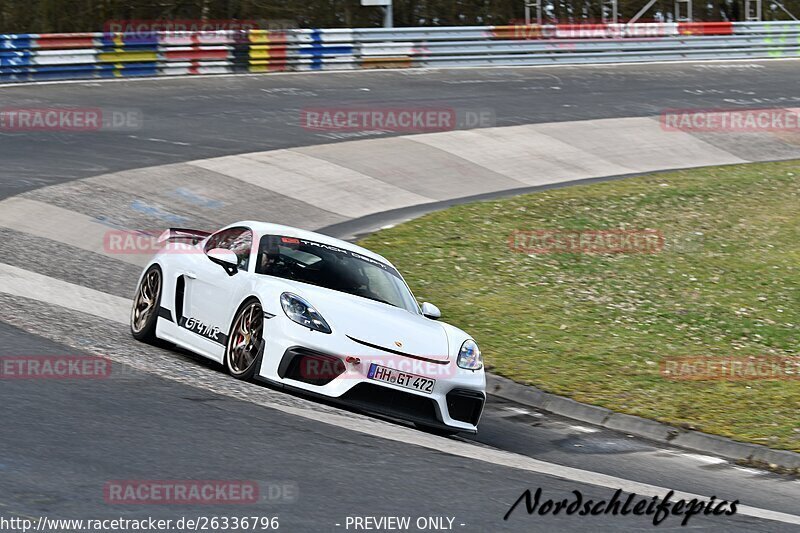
xmin=258 ymin=318 xmax=486 ymax=433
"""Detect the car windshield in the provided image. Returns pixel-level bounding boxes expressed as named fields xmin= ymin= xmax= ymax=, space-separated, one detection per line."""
xmin=256 ymin=235 xmax=419 ymax=313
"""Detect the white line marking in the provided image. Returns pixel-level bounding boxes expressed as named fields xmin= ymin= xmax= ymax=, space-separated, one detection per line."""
xmin=0 ymin=263 xmax=130 ymax=324
xmin=733 ymin=467 xmax=768 ymax=476
xmin=128 ymin=135 xmax=192 ymax=146
xmin=679 ymin=453 xmax=728 ymax=465
xmin=0 ymin=264 xmax=798 ymax=526
xmin=569 ymin=425 xmax=599 ymax=434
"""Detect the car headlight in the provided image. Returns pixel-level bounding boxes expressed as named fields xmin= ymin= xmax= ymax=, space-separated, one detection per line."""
xmin=457 ymin=339 xmax=482 ymax=370
xmin=280 ymin=292 xmax=332 ymax=334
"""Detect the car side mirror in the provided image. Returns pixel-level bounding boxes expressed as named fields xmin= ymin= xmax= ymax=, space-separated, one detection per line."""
xmin=206 ymin=248 xmax=239 ymax=276
xmin=421 ymin=302 xmax=441 ymax=320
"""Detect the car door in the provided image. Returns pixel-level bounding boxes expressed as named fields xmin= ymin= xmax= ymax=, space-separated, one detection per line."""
xmin=181 ymin=226 xmax=254 ymax=355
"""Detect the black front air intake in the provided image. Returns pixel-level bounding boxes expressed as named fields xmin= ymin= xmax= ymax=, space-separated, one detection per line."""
xmin=278 ymin=347 xmax=346 ymax=386
xmin=446 ymin=389 xmax=486 ymax=426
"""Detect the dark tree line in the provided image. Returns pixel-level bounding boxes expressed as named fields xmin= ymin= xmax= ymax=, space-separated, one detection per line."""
xmin=1 ymin=0 xmax=797 ymax=33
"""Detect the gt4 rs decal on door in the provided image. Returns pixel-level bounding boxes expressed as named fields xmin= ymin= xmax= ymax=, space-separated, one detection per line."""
xmin=179 ymin=316 xmax=228 ymax=345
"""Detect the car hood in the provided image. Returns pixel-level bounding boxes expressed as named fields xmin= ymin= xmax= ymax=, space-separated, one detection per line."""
xmin=278 ymin=281 xmax=451 ymax=362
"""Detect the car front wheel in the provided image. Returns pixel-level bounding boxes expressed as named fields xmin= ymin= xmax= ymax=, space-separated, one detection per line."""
xmin=225 ymin=299 xmax=264 ymax=380
xmin=131 ymin=265 xmax=162 ymax=343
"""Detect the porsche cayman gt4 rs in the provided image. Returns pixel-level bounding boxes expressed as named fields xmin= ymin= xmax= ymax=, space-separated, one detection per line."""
xmin=130 ymin=221 xmax=486 ymax=433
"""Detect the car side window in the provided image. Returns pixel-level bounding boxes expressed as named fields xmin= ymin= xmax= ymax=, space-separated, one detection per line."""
xmin=204 ymin=227 xmax=253 ymax=271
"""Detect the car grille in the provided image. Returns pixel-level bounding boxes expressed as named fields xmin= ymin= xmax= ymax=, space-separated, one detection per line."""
xmin=341 ymin=383 xmax=440 ymax=423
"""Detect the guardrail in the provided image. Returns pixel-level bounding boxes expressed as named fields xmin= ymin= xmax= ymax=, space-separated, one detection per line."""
xmin=1 ymin=21 xmax=799 ymax=82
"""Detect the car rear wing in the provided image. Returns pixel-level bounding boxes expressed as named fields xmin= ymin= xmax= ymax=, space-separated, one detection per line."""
xmin=157 ymin=228 xmax=212 ymax=245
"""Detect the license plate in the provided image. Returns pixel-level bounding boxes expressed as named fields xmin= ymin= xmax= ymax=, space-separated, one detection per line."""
xmin=368 ymin=363 xmax=435 ymax=394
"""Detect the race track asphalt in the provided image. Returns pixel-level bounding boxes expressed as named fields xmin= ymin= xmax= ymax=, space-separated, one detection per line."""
xmin=1 ymin=61 xmax=799 ymax=532
xmin=2 ymin=59 xmax=798 ymax=198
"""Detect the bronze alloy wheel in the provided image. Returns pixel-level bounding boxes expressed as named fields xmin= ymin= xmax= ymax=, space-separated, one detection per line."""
xmin=226 ymin=300 xmax=264 ymax=379
xmin=131 ymin=265 xmax=162 ymax=343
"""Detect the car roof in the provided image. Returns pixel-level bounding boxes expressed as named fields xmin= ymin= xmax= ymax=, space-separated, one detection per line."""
xmin=223 ymin=220 xmax=393 ymax=266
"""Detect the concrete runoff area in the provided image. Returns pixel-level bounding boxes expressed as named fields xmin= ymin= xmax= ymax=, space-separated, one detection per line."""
xmin=0 ymin=114 xmax=782 ymax=248
xmin=2 ymin=64 xmax=800 ymax=531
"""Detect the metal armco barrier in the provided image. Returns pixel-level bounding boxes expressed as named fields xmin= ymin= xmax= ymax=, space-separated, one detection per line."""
xmin=1 ymin=21 xmax=799 ymax=82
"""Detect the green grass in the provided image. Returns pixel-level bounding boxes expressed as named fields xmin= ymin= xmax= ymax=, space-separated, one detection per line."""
xmin=359 ymin=161 xmax=800 ymax=452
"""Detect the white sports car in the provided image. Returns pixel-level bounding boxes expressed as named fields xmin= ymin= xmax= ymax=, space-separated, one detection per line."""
xmin=130 ymin=221 xmax=486 ymax=433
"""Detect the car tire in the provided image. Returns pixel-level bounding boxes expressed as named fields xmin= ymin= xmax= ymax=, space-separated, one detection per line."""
xmin=130 ymin=264 xmax=163 ymax=344
xmin=225 ymin=298 xmax=265 ymax=380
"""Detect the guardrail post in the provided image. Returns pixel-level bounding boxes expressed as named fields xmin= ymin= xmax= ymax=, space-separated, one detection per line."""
xmin=603 ymin=0 xmax=619 ymax=24
xmin=524 ymin=0 xmax=544 ymax=25
xmin=384 ymin=3 xmax=393 ymax=28
xmin=360 ymin=0 xmax=393 ymax=28
xmin=675 ymin=0 xmax=692 ymax=22
xmin=745 ymin=0 xmax=763 ymax=20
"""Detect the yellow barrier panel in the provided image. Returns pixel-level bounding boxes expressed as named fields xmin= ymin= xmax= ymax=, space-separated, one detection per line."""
xmin=362 ymin=57 xmax=413 ymax=69
xmin=98 ymin=51 xmax=159 ymax=63
xmin=249 ymin=47 xmax=280 ymax=59
xmin=249 ymin=30 xmax=288 ymax=44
